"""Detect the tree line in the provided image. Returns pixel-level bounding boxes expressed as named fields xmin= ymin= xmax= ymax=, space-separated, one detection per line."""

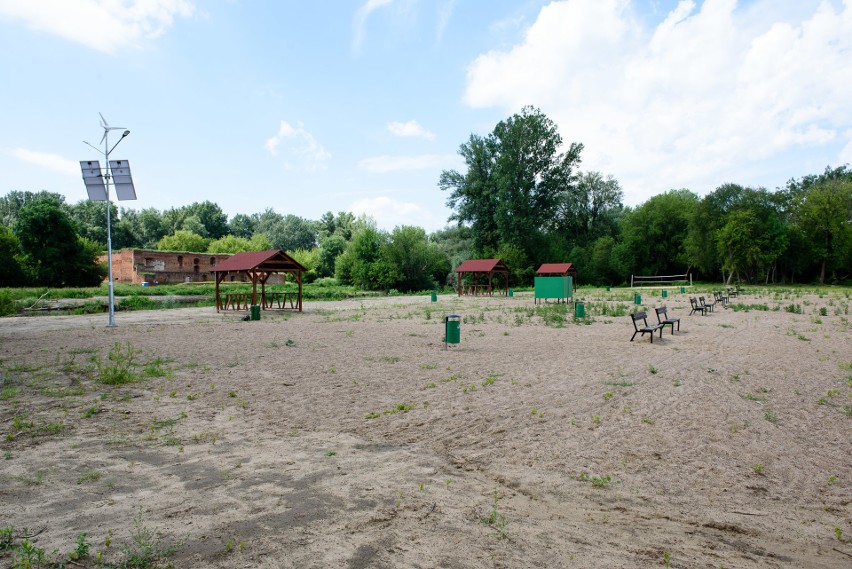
xmin=1 ymin=106 xmax=850 ymax=290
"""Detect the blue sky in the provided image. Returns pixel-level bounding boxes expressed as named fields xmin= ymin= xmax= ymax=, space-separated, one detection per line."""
xmin=1 ymin=0 xmax=850 ymax=233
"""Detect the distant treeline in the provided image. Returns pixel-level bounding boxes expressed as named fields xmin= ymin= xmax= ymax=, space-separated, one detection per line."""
xmin=1 ymin=107 xmax=850 ymax=290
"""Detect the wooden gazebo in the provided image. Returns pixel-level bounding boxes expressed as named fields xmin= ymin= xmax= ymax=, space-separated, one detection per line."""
xmin=212 ymin=250 xmax=306 ymax=313
xmin=455 ymin=259 xmax=510 ymax=296
xmin=536 ymin=263 xmax=578 ymax=290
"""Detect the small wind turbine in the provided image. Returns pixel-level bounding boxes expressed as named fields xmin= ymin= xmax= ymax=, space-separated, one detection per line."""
xmin=98 ymin=112 xmax=128 ymax=143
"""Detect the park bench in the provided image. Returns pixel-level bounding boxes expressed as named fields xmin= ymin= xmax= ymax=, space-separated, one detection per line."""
xmin=655 ymin=306 xmax=680 ymax=335
xmin=689 ymin=297 xmax=708 ymax=316
xmin=630 ymin=311 xmax=663 ymax=343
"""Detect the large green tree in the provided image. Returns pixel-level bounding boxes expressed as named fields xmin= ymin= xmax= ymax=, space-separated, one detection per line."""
xmin=619 ymin=189 xmax=699 ymax=277
xmin=157 ymin=230 xmax=210 ymax=252
xmin=0 ymin=225 xmax=27 ymax=286
xmin=796 ymin=178 xmax=852 ymax=283
xmin=441 ymin=106 xmax=583 ymax=267
xmin=13 ymin=201 xmax=104 ymax=286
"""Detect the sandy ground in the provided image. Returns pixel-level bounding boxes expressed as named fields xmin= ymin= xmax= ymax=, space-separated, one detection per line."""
xmin=0 ymin=289 xmax=850 ymax=568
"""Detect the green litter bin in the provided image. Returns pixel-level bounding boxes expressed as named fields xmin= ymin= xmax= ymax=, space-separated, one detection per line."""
xmin=662 ymin=289 xmax=668 ymax=298
xmin=606 ymin=286 xmax=611 ymax=292
xmin=680 ymin=286 xmax=686 ymax=293
xmin=574 ymin=300 xmax=585 ymax=318
xmin=508 ymin=288 xmax=513 ymax=297
xmin=431 ymin=290 xmax=437 ymax=302
xmin=444 ymin=314 xmax=461 ymax=349
xmin=250 ymin=305 xmax=261 ymax=321
xmin=634 ymin=293 xmax=642 ymax=305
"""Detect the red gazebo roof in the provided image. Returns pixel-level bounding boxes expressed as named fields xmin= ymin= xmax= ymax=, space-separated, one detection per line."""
xmin=455 ymin=259 xmax=508 ymax=273
xmin=212 ymin=250 xmax=305 ymax=273
xmin=537 ymin=263 xmax=576 ymax=275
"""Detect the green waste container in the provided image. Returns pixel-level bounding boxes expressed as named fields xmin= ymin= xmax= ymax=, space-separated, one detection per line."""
xmin=634 ymin=293 xmax=642 ymax=305
xmin=431 ymin=290 xmax=437 ymax=302
xmin=250 ymin=305 xmax=261 ymax=321
xmin=680 ymin=286 xmax=686 ymax=293
xmin=444 ymin=314 xmax=461 ymax=349
xmin=606 ymin=286 xmax=611 ymax=292
xmin=662 ymin=289 xmax=668 ymax=298
xmin=508 ymin=288 xmax=513 ymax=297
xmin=574 ymin=300 xmax=585 ymax=318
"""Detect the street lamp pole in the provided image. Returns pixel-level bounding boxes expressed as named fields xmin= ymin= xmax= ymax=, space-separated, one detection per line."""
xmin=83 ymin=117 xmax=130 ymax=327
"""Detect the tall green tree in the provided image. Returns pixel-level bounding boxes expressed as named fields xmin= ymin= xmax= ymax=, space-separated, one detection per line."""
xmin=0 ymin=190 xmax=64 ymax=226
xmin=157 ymin=230 xmax=210 ymax=252
xmin=0 ymin=225 xmax=27 ymax=286
xmin=13 ymin=200 xmax=103 ymax=286
xmin=441 ymin=106 xmax=583 ymax=266
xmin=228 ymin=213 xmax=257 ymax=240
xmin=796 ymin=178 xmax=852 ymax=283
xmin=383 ymin=226 xmax=450 ymax=291
xmin=183 ymin=201 xmax=230 ymax=239
xmin=553 ymin=171 xmax=624 ymax=246
xmin=620 ymin=189 xmax=698 ymax=277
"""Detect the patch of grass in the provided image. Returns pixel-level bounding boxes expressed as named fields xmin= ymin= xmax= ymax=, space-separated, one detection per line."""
xmin=78 ymin=470 xmax=102 ymax=484
xmin=578 ymin=472 xmax=613 ymax=487
xmin=648 ymin=366 xmax=658 ymax=375
xmin=365 ymin=402 xmax=417 ymax=419
xmin=97 ymin=342 xmax=139 ymax=385
xmin=740 ymin=392 xmax=766 ymax=402
xmin=764 ymin=409 xmax=779 ymax=423
xmin=116 ymin=509 xmax=182 ymax=569
xmin=481 ymin=375 xmax=498 ymax=387
xmin=641 ymin=416 xmax=655 ymax=425
xmin=420 ymin=363 xmax=437 ymax=370
xmin=752 ymin=463 xmax=764 ymax=474
xmin=480 ymin=495 xmax=510 ymax=540
xmin=603 ymin=391 xmax=614 ymax=401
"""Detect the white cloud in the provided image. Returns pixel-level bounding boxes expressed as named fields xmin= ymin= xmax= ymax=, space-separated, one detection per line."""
xmin=358 ymin=154 xmax=451 ymax=173
xmin=266 ymin=120 xmax=331 ymax=171
xmin=0 ymin=0 xmax=195 ymax=53
xmin=349 ymin=195 xmax=442 ymax=231
xmin=387 ymin=120 xmax=436 ymax=140
xmin=436 ymin=0 xmax=456 ymax=43
xmin=353 ymin=0 xmax=394 ymax=52
xmin=10 ymin=148 xmax=79 ymax=176
xmin=464 ymin=0 xmax=852 ymax=203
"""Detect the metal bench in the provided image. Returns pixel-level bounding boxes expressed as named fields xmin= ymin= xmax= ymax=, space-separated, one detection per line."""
xmin=655 ymin=306 xmax=680 ymax=335
xmin=689 ymin=297 xmax=707 ymax=316
xmin=630 ymin=311 xmax=663 ymax=343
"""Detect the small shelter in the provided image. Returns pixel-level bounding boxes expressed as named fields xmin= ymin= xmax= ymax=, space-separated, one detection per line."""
xmin=212 ymin=250 xmax=305 ymax=313
xmin=536 ymin=263 xmax=578 ymax=290
xmin=455 ymin=259 xmax=510 ymax=297
xmin=534 ymin=263 xmax=576 ymax=304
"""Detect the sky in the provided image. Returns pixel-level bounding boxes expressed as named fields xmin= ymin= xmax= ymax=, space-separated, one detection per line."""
xmin=1 ymin=0 xmax=850 ymax=233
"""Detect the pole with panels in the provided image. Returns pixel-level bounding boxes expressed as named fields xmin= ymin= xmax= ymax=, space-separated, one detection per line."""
xmin=81 ymin=114 xmax=136 ymax=327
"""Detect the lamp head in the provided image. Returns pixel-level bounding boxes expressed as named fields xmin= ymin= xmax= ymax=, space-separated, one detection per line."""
xmin=121 ymin=130 xmax=130 ymax=138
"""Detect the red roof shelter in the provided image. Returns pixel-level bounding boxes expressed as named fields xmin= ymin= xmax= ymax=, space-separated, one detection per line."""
xmin=537 ymin=263 xmax=578 ymax=290
xmin=212 ymin=250 xmax=306 ymax=313
xmin=455 ymin=258 xmax=510 ymax=297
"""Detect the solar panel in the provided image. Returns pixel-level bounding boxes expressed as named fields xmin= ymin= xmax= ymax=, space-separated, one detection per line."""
xmin=80 ymin=160 xmax=107 ymax=201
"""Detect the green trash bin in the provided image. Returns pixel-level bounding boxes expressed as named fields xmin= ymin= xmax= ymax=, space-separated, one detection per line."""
xmin=606 ymin=286 xmax=611 ymax=292
xmin=431 ymin=290 xmax=437 ymax=302
xmin=662 ymin=289 xmax=668 ymax=298
xmin=444 ymin=314 xmax=461 ymax=349
xmin=634 ymin=293 xmax=642 ymax=305
xmin=574 ymin=300 xmax=585 ymax=318
xmin=250 ymin=304 xmax=261 ymax=321
xmin=508 ymin=288 xmax=513 ymax=297
xmin=680 ymin=286 xmax=686 ymax=293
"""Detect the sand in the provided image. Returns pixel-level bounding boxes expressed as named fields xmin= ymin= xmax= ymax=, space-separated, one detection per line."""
xmin=0 ymin=289 xmax=850 ymax=568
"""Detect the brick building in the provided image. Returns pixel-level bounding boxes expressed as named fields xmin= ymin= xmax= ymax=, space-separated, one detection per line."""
xmin=100 ymin=249 xmax=233 ymax=285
